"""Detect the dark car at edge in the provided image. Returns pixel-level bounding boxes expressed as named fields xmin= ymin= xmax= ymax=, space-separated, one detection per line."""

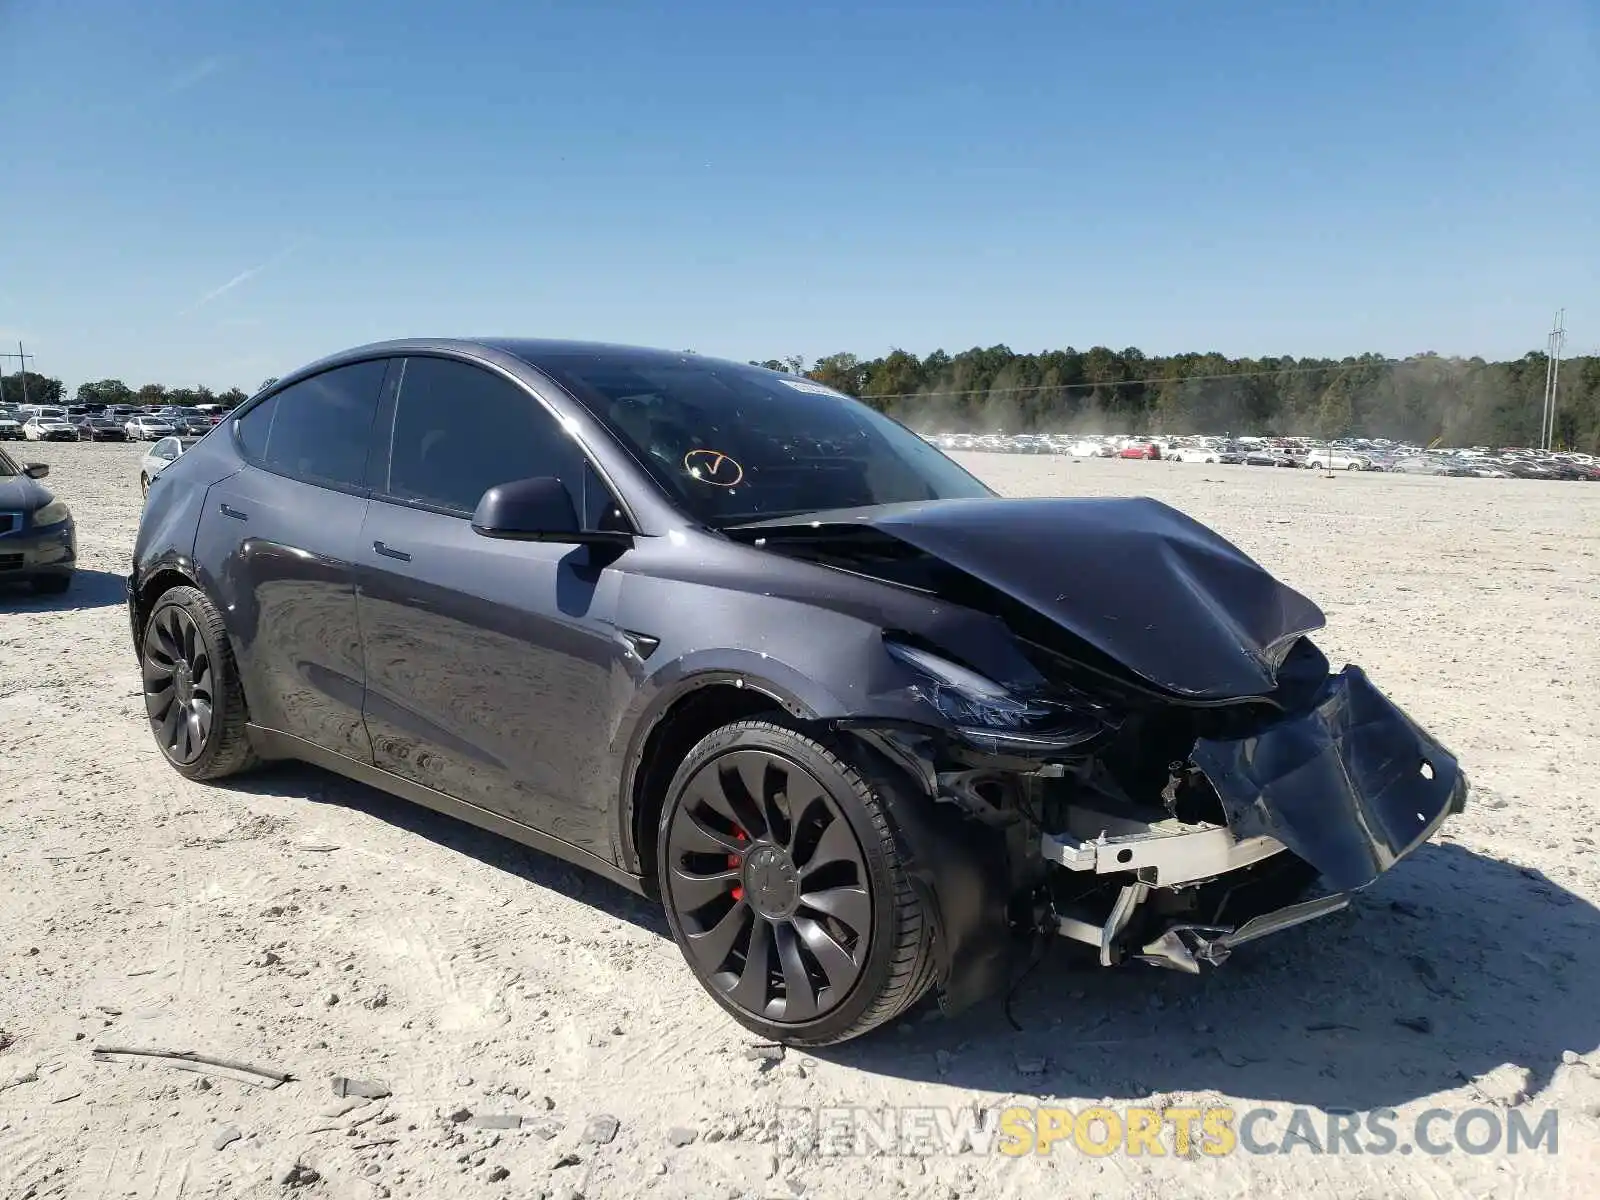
xmin=128 ymin=340 xmax=1468 ymax=1045
xmin=0 ymin=447 xmax=76 ymax=594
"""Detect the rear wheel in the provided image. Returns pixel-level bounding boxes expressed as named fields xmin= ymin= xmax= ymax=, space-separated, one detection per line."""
xmin=140 ymin=585 xmax=259 ymax=780
xmin=658 ymin=720 xmax=935 ymax=1046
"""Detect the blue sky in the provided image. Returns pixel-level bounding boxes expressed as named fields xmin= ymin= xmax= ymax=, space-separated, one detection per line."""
xmin=3 ymin=0 xmax=1595 ymax=391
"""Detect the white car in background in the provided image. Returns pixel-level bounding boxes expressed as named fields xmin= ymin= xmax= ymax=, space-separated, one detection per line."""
xmin=23 ymin=410 xmax=79 ymax=441
xmin=1168 ymin=445 xmax=1223 ymax=464
xmin=125 ymin=414 xmax=177 ymax=441
xmin=139 ymin=435 xmax=196 ymax=496
xmin=1305 ymin=449 xmax=1372 ymax=471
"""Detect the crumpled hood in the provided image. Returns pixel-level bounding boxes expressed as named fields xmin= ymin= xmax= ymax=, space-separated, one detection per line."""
xmin=737 ymin=496 xmax=1326 ymax=700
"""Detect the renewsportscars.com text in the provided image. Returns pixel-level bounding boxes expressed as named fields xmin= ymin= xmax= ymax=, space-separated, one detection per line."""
xmin=777 ymin=1104 xmax=1560 ymax=1158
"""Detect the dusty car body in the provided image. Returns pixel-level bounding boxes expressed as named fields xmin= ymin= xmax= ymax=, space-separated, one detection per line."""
xmin=127 ymin=339 xmax=1466 ymax=1044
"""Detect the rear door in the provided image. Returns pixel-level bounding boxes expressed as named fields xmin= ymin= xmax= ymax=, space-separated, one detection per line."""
xmin=355 ymin=355 xmax=628 ymax=855
xmin=193 ymin=359 xmax=393 ymax=762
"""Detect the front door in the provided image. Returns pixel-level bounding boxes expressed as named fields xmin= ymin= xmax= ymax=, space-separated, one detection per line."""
xmin=354 ymin=355 xmax=628 ymax=857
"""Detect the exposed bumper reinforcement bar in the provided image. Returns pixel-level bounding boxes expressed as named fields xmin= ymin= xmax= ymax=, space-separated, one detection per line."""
xmin=1040 ymin=812 xmax=1287 ymax=887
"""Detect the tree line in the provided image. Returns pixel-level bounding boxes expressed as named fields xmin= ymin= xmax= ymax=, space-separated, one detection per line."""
xmin=0 ymin=374 xmax=257 ymax=412
xmin=750 ymin=346 xmax=1600 ymax=452
xmin=7 ymin=348 xmax=1598 ymax=452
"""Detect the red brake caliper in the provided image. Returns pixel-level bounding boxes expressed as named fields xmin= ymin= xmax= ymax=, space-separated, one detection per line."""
xmin=729 ymin=829 xmax=747 ymax=901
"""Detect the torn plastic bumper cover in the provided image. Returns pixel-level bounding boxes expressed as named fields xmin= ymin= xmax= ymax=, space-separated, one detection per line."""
xmin=1053 ymin=664 xmax=1468 ymax=970
xmin=1191 ymin=663 xmax=1468 ymax=895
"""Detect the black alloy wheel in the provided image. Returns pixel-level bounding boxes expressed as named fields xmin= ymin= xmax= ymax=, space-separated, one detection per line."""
xmin=659 ymin=721 xmax=936 ymax=1045
xmin=139 ymin=586 xmax=259 ymax=780
xmin=143 ymin=602 xmax=215 ymax=764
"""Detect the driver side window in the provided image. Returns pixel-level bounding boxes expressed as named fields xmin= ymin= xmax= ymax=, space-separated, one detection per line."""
xmin=381 ymin=357 xmax=616 ymax=525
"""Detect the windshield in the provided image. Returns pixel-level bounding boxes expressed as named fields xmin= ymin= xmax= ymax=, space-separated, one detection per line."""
xmin=0 ymin=447 xmax=18 ymax=476
xmin=533 ymin=353 xmax=994 ymax=527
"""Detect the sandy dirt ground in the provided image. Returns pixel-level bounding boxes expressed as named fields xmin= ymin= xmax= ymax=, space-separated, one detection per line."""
xmin=3 ymin=441 xmax=1599 ymax=1199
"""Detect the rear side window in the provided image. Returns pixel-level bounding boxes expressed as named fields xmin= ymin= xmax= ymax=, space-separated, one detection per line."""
xmin=235 ymin=360 xmax=388 ymax=490
xmin=381 ymin=357 xmax=589 ymax=517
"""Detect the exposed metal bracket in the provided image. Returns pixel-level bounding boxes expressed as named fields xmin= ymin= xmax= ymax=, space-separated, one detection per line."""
xmin=1053 ymin=881 xmax=1151 ymax=966
xmin=1040 ymin=808 xmax=1287 ymax=887
xmin=1100 ymin=883 xmax=1148 ymax=966
xmin=1133 ymin=892 xmax=1353 ymax=973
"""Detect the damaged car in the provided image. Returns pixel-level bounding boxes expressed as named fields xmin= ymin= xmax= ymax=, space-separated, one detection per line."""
xmin=129 ymin=340 xmax=1467 ymax=1045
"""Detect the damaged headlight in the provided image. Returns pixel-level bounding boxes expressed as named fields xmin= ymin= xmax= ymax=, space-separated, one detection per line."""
xmin=884 ymin=639 xmax=1104 ymax=746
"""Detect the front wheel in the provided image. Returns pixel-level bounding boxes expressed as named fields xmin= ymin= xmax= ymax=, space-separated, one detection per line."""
xmin=140 ymin=474 xmax=149 ymax=496
xmin=658 ymin=720 xmax=936 ymax=1046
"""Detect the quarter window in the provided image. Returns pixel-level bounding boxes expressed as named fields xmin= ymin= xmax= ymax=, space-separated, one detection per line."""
xmin=235 ymin=360 xmax=388 ymax=490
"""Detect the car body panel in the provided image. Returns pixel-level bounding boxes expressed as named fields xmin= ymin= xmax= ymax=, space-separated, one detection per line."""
xmin=191 ymin=464 xmax=374 ymax=761
xmin=732 ymin=496 xmax=1327 ymax=701
xmin=356 ymin=499 xmax=627 ymax=854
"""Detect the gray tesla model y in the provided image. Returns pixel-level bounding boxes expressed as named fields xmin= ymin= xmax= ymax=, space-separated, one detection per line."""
xmin=129 ymin=340 xmax=1466 ymax=1045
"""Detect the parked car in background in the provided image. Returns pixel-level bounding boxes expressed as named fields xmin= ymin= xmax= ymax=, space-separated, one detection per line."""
xmin=0 ymin=406 xmax=22 ymax=440
xmin=0 ymin=445 xmax=75 ymax=594
xmin=1116 ymin=441 xmax=1161 ymax=460
xmin=153 ymin=407 xmax=214 ymax=435
xmin=73 ymin=415 xmax=131 ymax=442
xmin=125 ymin=415 xmax=178 ymax=441
xmin=1241 ymin=447 xmax=1298 ymax=468
xmin=1168 ymin=446 xmax=1222 ymax=464
xmin=1304 ymin=449 xmax=1371 ymax=471
xmin=23 ymin=412 xmax=79 ymax=442
xmin=139 ymin=436 xmax=199 ymax=496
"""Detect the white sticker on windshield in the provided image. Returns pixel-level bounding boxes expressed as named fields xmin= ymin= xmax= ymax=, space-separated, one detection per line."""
xmin=779 ymin=379 xmax=846 ymax=397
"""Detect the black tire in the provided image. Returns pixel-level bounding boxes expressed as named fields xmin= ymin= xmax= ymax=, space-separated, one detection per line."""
xmin=139 ymin=584 xmax=259 ymax=781
xmin=140 ymin=474 xmax=149 ymax=496
xmin=658 ymin=719 xmax=936 ymax=1046
xmin=30 ymin=573 xmax=72 ymax=595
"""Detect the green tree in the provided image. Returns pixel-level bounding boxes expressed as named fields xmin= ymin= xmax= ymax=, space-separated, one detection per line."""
xmin=806 ymin=353 xmax=866 ymax=395
xmin=1 ymin=371 xmax=65 ymax=405
xmin=75 ymin=378 xmax=134 ymax=407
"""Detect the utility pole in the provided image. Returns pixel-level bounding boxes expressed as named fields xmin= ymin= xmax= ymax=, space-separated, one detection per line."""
xmin=1540 ymin=310 xmax=1566 ymax=451
xmin=0 ymin=342 xmax=34 ymax=407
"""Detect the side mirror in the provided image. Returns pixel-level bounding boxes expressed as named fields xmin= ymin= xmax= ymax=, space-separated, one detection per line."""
xmin=24 ymin=463 xmax=48 ymax=479
xmin=471 ymin=476 xmax=631 ymax=545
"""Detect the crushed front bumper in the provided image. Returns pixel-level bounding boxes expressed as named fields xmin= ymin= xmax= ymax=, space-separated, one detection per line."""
xmin=1046 ymin=665 xmax=1468 ymax=970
